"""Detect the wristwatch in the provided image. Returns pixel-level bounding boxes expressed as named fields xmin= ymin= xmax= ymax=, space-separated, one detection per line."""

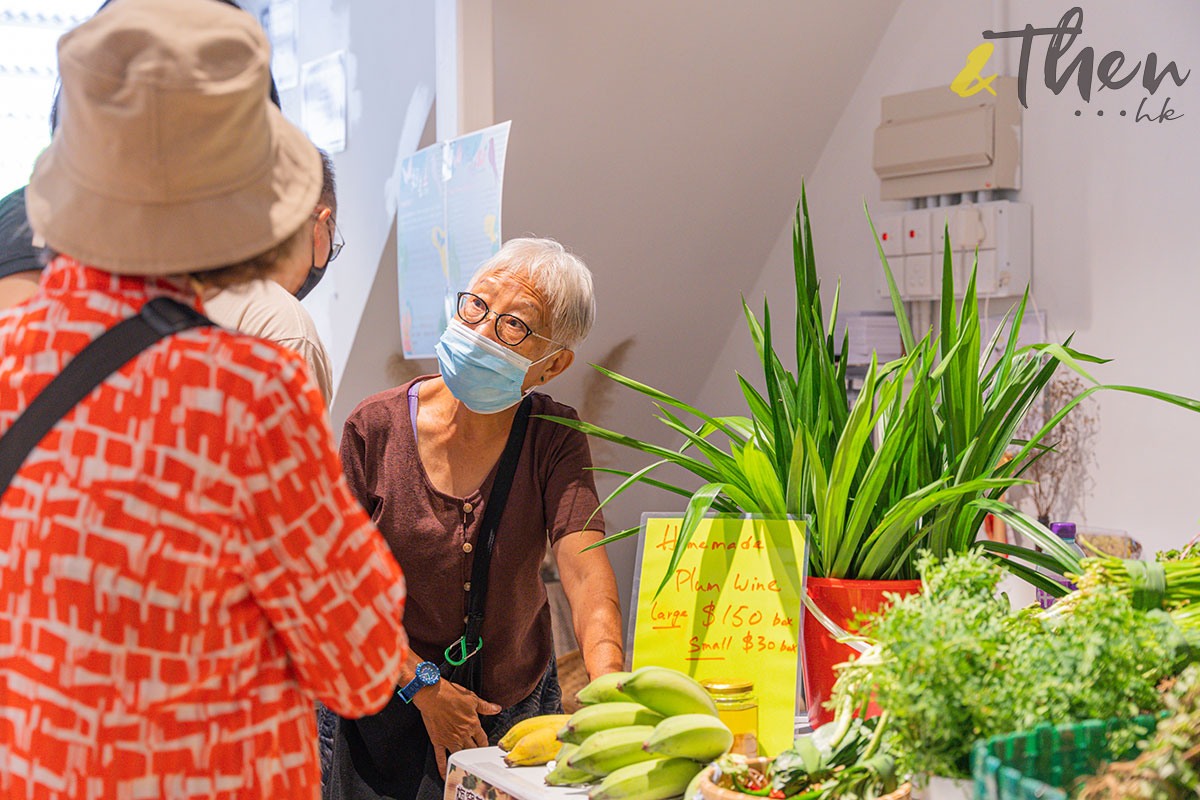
xmin=398 ymin=661 xmax=441 ymax=703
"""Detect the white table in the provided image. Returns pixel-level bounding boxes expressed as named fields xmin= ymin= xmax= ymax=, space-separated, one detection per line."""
xmin=443 ymin=715 xmax=811 ymax=800
xmin=444 ymin=747 xmax=586 ymax=800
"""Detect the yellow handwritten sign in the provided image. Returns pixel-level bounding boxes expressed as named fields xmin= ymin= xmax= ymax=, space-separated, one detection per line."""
xmin=629 ymin=515 xmax=807 ymax=757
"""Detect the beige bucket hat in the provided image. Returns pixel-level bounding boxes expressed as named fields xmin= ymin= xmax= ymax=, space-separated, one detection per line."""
xmin=26 ymin=0 xmax=321 ymax=275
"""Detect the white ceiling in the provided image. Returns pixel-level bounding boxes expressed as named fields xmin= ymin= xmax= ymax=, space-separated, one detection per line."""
xmin=493 ymin=0 xmax=903 ymax=436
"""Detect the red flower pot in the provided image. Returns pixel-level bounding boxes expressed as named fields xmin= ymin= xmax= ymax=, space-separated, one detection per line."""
xmin=802 ymin=576 xmax=921 ymax=728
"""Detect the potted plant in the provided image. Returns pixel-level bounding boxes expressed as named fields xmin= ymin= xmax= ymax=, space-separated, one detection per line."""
xmin=543 ymin=186 xmax=1200 ymax=726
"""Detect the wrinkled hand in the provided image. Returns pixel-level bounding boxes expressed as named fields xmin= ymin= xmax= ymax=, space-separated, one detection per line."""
xmin=414 ymin=679 xmax=502 ymax=778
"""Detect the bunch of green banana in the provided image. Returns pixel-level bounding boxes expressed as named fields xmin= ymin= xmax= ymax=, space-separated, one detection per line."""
xmin=618 ymin=666 xmax=719 ymax=717
xmin=643 ymin=714 xmax=733 ymax=763
xmin=545 ymin=743 xmax=599 ymax=786
xmin=516 ymin=667 xmax=736 ymax=800
xmin=588 ymin=757 xmax=706 ymax=800
xmin=576 ymin=670 xmax=634 ymax=705
xmin=498 ymin=713 xmax=570 ymax=752
xmin=567 ymin=725 xmax=659 ymax=776
xmin=557 ymin=702 xmax=665 ymax=745
xmin=503 ymin=726 xmax=563 ymax=767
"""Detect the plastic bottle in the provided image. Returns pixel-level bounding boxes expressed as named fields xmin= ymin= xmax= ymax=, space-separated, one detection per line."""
xmin=1035 ymin=522 xmax=1084 ymax=609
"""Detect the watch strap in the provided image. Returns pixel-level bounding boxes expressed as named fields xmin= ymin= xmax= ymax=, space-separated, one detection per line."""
xmin=398 ymin=662 xmax=438 ymax=703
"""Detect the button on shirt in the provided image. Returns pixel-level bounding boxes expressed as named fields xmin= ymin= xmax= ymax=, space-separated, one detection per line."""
xmin=0 ymin=258 xmax=409 ymax=800
xmin=340 ymin=378 xmax=605 ymax=708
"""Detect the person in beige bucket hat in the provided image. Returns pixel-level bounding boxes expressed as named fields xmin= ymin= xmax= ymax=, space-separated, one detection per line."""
xmin=25 ymin=0 xmax=321 ymax=275
xmin=0 ymin=1 xmax=410 ymax=798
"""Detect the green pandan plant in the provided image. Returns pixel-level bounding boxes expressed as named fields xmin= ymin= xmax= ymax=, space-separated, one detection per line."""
xmin=543 ymin=186 xmax=1200 ymax=596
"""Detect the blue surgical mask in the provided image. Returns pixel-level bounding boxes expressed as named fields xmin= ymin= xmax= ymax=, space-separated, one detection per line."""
xmin=435 ymin=319 xmax=560 ymax=414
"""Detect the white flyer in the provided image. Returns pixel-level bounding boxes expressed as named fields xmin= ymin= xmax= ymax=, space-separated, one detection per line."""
xmin=300 ymin=51 xmax=347 ymax=153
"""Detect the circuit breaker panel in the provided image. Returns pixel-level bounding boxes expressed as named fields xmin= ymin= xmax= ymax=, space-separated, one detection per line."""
xmin=874 ymin=201 xmax=1031 ymax=300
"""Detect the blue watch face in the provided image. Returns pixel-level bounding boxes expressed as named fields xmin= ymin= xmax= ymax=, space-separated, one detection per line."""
xmin=415 ymin=661 xmax=440 ymax=685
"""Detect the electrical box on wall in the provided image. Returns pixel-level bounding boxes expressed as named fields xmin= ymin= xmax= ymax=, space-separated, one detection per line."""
xmin=873 ymin=201 xmax=1031 ymax=300
xmin=873 ymin=78 xmax=1021 ymax=200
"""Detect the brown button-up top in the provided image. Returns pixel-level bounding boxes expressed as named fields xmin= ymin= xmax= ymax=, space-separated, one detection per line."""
xmin=340 ymin=378 xmax=605 ymax=707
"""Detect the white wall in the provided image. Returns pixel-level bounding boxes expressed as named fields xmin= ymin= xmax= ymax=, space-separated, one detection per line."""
xmin=241 ymin=0 xmax=438 ymax=426
xmin=491 ymin=0 xmax=902 ymax=617
xmin=696 ymin=0 xmax=1200 ymax=554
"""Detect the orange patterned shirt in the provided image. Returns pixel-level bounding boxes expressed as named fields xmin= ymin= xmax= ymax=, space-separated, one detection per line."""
xmin=0 ymin=257 xmax=408 ymax=799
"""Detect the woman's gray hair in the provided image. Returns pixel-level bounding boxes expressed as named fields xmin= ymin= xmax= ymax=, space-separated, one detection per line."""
xmin=470 ymin=237 xmax=595 ymax=349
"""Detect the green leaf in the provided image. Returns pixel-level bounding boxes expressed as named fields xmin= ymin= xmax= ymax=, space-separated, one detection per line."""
xmin=855 ymin=478 xmax=1019 ymax=578
xmin=694 ymin=416 xmax=754 ymax=445
xmin=864 ymin=202 xmax=915 ymax=354
xmin=737 ymin=373 xmax=774 ymax=443
xmin=735 ymin=445 xmax=787 ymax=516
xmin=784 ymin=422 xmax=809 ymax=516
xmin=586 ymin=467 xmax=737 ymax=512
xmin=653 ymin=404 xmax=752 ymax=496
xmin=760 ymin=301 xmax=792 ymax=484
xmin=980 ymin=540 xmax=1072 ymax=574
xmin=970 ymin=499 xmax=1081 ymax=574
xmin=580 ymin=459 xmax=670 ymax=531
xmin=981 ymin=552 xmax=1070 ymax=597
xmin=939 ymin=226 xmax=956 ymax=349
xmin=537 ymin=414 xmax=726 ymax=484
xmin=580 ymin=525 xmax=642 ymax=552
xmin=653 ymin=484 xmax=725 ymax=598
xmin=589 ymin=364 xmax=749 ymax=443
xmin=825 ymin=357 xmax=884 ymax=576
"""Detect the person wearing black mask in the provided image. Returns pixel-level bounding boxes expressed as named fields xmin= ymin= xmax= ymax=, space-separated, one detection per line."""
xmin=204 ymin=151 xmax=343 ymax=406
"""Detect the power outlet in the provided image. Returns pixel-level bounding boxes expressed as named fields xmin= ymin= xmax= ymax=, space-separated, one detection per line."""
xmin=904 ymin=255 xmax=933 ymax=298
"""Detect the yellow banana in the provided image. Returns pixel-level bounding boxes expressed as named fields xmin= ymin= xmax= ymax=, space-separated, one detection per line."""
xmin=545 ymin=743 xmax=599 ymax=786
xmin=588 ymin=757 xmax=705 ymax=800
xmin=643 ymin=714 xmax=733 ymax=762
xmin=558 ymin=702 xmax=666 ymax=745
xmin=499 ymin=714 xmax=571 ymax=751
xmin=576 ymin=671 xmax=634 ymax=705
xmin=568 ymin=725 xmax=658 ymax=776
xmin=618 ymin=666 xmax=719 ymax=718
xmin=503 ymin=726 xmax=563 ymax=767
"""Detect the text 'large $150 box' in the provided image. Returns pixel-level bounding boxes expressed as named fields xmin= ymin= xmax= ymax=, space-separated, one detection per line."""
xmin=626 ymin=515 xmax=807 ymax=757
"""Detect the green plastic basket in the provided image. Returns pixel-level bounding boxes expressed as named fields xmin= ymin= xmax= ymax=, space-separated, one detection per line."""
xmin=970 ymin=715 xmax=1158 ymax=800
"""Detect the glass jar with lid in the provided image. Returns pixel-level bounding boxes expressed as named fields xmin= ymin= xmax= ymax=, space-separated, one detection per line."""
xmin=701 ymin=679 xmax=758 ymax=757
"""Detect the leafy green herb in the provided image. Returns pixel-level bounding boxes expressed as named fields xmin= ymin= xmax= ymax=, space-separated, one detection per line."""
xmin=1057 ymin=550 xmax=1200 ymax=655
xmin=1077 ymin=663 xmax=1200 ymax=799
xmin=832 ymin=550 xmax=1187 ymax=779
xmin=767 ymin=715 xmax=897 ymax=800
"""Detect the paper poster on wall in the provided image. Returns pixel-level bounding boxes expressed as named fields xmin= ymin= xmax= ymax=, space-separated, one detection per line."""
xmin=627 ymin=515 xmax=807 ymax=757
xmin=265 ymin=0 xmax=299 ymax=90
xmin=395 ymin=121 xmax=510 ymax=359
xmin=300 ymin=51 xmax=346 ymax=153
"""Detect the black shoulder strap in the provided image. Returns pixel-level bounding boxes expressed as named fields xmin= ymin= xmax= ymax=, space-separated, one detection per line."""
xmin=442 ymin=394 xmax=532 ymax=675
xmin=0 ymin=297 xmax=212 ymax=498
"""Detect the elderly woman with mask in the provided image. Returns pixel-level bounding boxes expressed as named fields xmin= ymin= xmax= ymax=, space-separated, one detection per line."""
xmin=326 ymin=238 xmax=624 ymax=800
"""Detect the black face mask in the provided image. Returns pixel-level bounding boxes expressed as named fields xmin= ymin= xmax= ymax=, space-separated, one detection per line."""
xmin=294 ymin=218 xmax=332 ymax=300
xmin=294 ymin=263 xmax=325 ymax=300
